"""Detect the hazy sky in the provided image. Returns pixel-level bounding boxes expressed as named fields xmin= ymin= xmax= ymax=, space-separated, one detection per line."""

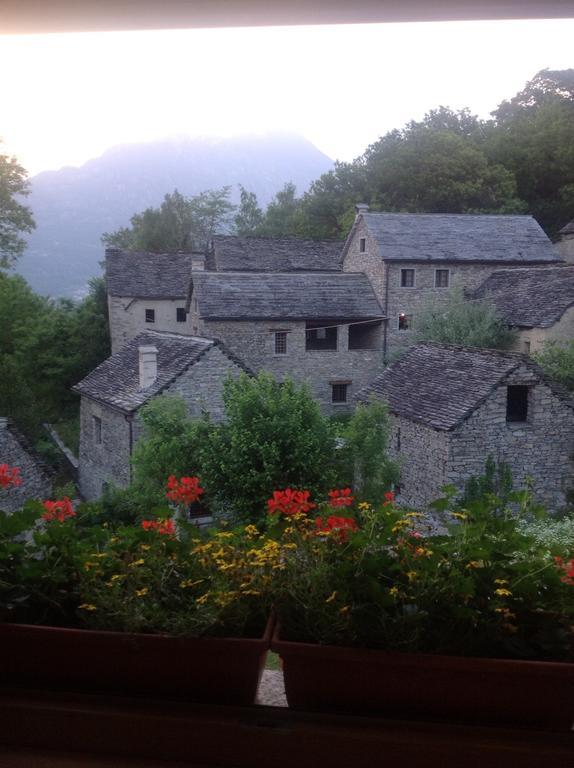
xmin=1 ymin=18 xmax=573 ymax=176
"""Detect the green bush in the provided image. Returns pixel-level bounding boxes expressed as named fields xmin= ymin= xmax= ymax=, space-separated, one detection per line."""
xmin=534 ymin=340 xmax=574 ymax=392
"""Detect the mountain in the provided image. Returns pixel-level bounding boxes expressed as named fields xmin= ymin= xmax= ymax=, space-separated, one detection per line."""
xmin=16 ymin=133 xmax=333 ymax=297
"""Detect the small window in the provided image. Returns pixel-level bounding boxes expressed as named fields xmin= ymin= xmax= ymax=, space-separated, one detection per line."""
xmin=435 ymin=269 xmax=450 ymax=288
xmin=523 ymin=340 xmax=531 ymax=354
xmin=306 ymin=322 xmax=337 ymax=351
xmin=506 ymin=385 xmax=529 ymax=423
xmin=274 ymin=331 xmax=287 ymax=355
xmin=145 ymin=309 xmax=155 ymax=323
xmin=400 ymin=269 xmax=415 ymax=288
xmin=332 ymin=383 xmax=348 ymax=403
xmin=398 ymin=313 xmax=413 ymax=331
xmin=176 ymin=307 xmax=186 ymax=323
xmin=359 ymin=238 xmax=366 ymax=253
xmin=93 ymin=416 xmax=102 ymax=445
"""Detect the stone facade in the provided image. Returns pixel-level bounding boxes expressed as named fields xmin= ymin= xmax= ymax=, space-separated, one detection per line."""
xmin=77 ymin=344 xmax=244 ymax=501
xmin=0 ymin=418 xmax=52 ymax=513
xmin=193 ymin=318 xmax=385 ymax=414
xmin=108 ymin=296 xmax=192 ymax=354
xmin=512 ymin=305 xmax=574 ymax=354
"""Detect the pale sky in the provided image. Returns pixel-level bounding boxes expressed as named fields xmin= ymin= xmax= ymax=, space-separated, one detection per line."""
xmin=1 ymin=18 xmax=573 ymax=176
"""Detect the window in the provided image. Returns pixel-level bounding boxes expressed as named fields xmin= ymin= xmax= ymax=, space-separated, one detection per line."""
xmin=359 ymin=237 xmax=366 ymax=253
xmin=400 ymin=269 xmax=415 ymax=287
xmin=176 ymin=307 xmax=186 ymax=323
xmin=398 ymin=313 xmax=413 ymax=331
xmin=435 ymin=269 xmax=450 ymax=288
xmin=93 ymin=416 xmax=102 ymax=445
xmin=506 ymin=385 xmax=529 ymax=423
xmin=145 ymin=308 xmax=155 ymax=323
xmin=274 ymin=331 xmax=287 ymax=355
xmin=306 ymin=322 xmax=337 ymax=350
xmin=331 ymin=383 xmax=348 ymax=404
xmin=523 ymin=340 xmax=531 ymax=354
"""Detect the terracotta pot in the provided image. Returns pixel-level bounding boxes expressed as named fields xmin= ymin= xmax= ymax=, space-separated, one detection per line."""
xmin=271 ymin=624 xmax=574 ymax=730
xmin=0 ymin=616 xmax=273 ymax=704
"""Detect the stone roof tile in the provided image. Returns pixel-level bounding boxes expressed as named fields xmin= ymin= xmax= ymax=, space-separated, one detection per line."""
xmin=212 ymin=236 xmax=343 ymax=272
xmin=106 ymin=250 xmax=192 ymax=298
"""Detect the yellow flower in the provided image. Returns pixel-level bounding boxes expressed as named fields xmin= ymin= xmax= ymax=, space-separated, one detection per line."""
xmin=405 ymin=512 xmax=423 ymax=518
xmin=180 ymin=578 xmax=205 ymax=589
xmin=129 ymin=558 xmax=145 ymax=568
xmin=358 ymin=502 xmax=371 ymax=511
xmin=135 ymin=587 xmax=148 ymax=597
xmin=451 ymin=512 xmax=467 ymax=520
xmin=494 ymin=588 xmax=512 ymax=597
xmin=494 ymin=578 xmax=508 ymax=585
xmin=79 ymin=603 xmax=97 ymax=611
xmin=325 ymin=591 xmax=337 ymax=604
xmin=240 ymin=589 xmax=261 ymax=596
xmin=92 ymin=553 xmax=107 ymax=559
xmin=196 ymin=593 xmax=210 ymax=605
xmin=140 ymin=544 xmax=151 ymax=552
xmin=339 ymin=605 xmax=350 ymax=615
xmin=406 ymin=571 xmax=418 ymax=582
xmin=389 ymin=586 xmax=400 ymax=597
xmin=466 ymin=560 xmax=484 ymax=569
xmin=83 ymin=562 xmax=96 ymax=571
xmin=216 ymin=532 xmax=234 ymax=539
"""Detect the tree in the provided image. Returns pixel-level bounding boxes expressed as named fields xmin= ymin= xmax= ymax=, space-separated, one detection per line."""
xmin=102 ymin=187 xmax=235 ymax=252
xmin=200 ymin=373 xmax=337 ymax=523
xmin=415 ymin=289 xmax=516 ymax=350
xmin=0 ymin=143 xmax=35 ymax=269
xmin=533 ymin=340 xmax=574 ymax=392
xmin=234 ymin=186 xmax=264 ymax=235
xmin=257 ymin=183 xmax=305 ymax=237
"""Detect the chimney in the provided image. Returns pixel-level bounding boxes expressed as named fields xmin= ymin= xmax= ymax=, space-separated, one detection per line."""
xmin=139 ymin=346 xmax=158 ymax=389
xmin=355 ymin=203 xmax=370 ymax=220
xmin=191 ymin=252 xmax=206 ymax=271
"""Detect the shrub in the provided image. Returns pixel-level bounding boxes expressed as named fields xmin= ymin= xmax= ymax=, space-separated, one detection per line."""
xmin=534 ymin=339 xmax=574 ymax=392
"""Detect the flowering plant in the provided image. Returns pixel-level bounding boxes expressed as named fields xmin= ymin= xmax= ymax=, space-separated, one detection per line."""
xmin=0 ymin=464 xmax=21 ymax=489
xmin=269 ymin=486 xmax=574 ymax=661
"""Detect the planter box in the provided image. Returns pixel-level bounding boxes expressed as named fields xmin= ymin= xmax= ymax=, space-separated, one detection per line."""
xmin=272 ymin=625 xmax=574 ymax=731
xmin=0 ymin=616 xmax=273 ymax=705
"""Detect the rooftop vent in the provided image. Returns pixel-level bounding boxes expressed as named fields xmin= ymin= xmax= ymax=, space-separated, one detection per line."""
xmin=138 ymin=345 xmax=158 ymax=389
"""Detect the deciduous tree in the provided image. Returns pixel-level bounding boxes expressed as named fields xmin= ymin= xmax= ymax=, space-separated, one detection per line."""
xmin=0 ymin=143 xmax=35 ymax=269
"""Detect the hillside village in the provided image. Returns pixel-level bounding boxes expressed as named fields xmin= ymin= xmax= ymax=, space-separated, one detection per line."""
xmin=61 ymin=207 xmax=574 ymax=511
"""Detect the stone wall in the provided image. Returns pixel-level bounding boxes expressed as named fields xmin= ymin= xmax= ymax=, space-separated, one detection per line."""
xmin=555 ymin=236 xmax=574 ymax=264
xmin=0 ymin=419 xmax=52 ymax=513
xmin=108 ymin=296 xmax=192 ymax=353
xmin=197 ymin=318 xmax=385 ymax=414
xmin=448 ymin=365 xmax=574 ymax=511
xmin=387 ymin=416 xmax=450 ymax=510
xmin=512 ymin=305 xmax=574 ymax=354
xmin=78 ymin=398 xmax=133 ymax=501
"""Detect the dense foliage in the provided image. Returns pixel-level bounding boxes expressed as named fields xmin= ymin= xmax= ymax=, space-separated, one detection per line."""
xmin=0 ymin=141 xmax=35 ymax=269
xmin=414 ymin=288 xmax=517 ymax=350
xmin=534 ymin=340 xmax=574 ymax=392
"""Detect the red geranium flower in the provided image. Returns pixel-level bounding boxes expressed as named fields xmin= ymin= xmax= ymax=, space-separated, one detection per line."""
xmin=327 ymin=488 xmax=354 ymax=508
xmin=267 ymin=488 xmax=316 ymax=517
xmin=166 ymin=475 xmax=204 ymax=506
xmin=555 ymin=556 xmax=574 ymax=585
xmin=383 ymin=490 xmax=395 ymax=507
xmin=142 ymin=518 xmax=176 ymax=536
xmin=42 ymin=497 xmax=75 ymax=522
xmin=0 ymin=464 xmax=22 ymax=489
xmin=315 ymin=515 xmax=359 ymax=542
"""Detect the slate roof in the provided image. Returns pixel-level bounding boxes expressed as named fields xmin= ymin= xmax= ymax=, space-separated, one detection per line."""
xmin=192 ymin=272 xmax=384 ymax=321
xmin=0 ymin=418 xmax=53 ymax=512
xmin=211 ymin=236 xmax=343 ymax=272
xmin=356 ymin=342 xmax=572 ymax=431
xmin=470 ymin=266 xmax=574 ymax=328
xmin=72 ymin=331 xmax=248 ymax=413
xmin=559 ymin=219 xmax=574 ymax=236
xmin=345 ymin=212 xmax=561 ymax=264
xmin=106 ymin=249 xmax=192 ymax=298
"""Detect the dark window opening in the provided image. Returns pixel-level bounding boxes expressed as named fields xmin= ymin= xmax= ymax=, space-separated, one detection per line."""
xmin=332 ymin=383 xmax=348 ymax=403
xmin=145 ymin=308 xmax=155 ymax=323
xmin=435 ymin=269 xmax=450 ymax=288
xmin=359 ymin=237 xmax=366 ymax=253
xmin=176 ymin=307 xmax=186 ymax=322
xmin=274 ymin=331 xmax=287 ymax=355
xmin=306 ymin=322 xmax=337 ymax=351
xmin=400 ymin=269 xmax=415 ymax=288
xmin=506 ymin=385 xmax=529 ymax=423
xmin=93 ymin=416 xmax=102 ymax=445
xmin=349 ymin=320 xmax=382 ymax=350
xmin=398 ymin=313 xmax=413 ymax=331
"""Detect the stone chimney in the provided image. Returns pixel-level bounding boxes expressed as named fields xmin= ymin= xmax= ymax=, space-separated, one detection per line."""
xmin=354 ymin=203 xmax=370 ymax=221
xmin=191 ymin=252 xmax=206 ymax=271
xmin=139 ymin=346 xmax=158 ymax=389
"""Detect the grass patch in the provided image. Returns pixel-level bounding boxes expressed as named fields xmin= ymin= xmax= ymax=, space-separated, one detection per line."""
xmin=265 ymin=651 xmax=282 ymax=671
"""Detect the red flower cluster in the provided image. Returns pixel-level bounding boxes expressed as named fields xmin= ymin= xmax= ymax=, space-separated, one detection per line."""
xmin=315 ymin=515 xmax=359 ymax=542
xmin=327 ymin=488 xmax=354 ymax=508
xmin=267 ymin=489 xmax=316 ymax=517
xmin=555 ymin=556 xmax=574 ymax=585
xmin=141 ymin=518 xmax=176 ymax=536
xmin=42 ymin=497 xmax=75 ymax=522
xmin=383 ymin=491 xmax=395 ymax=507
xmin=166 ymin=476 xmax=204 ymax=505
xmin=0 ymin=464 xmax=21 ymax=489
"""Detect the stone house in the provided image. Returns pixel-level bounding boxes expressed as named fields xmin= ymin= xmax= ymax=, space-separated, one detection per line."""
xmin=342 ymin=209 xmax=563 ymax=358
xmin=356 ymin=342 xmax=574 ymax=511
xmin=0 ymin=418 xmax=52 ymax=513
xmin=471 ymin=265 xmax=574 ymax=354
xmin=188 ymin=271 xmax=385 ymax=413
xmin=73 ymin=331 xmax=247 ymax=501
xmin=555 ymin=218 xmax=574 ymax=263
